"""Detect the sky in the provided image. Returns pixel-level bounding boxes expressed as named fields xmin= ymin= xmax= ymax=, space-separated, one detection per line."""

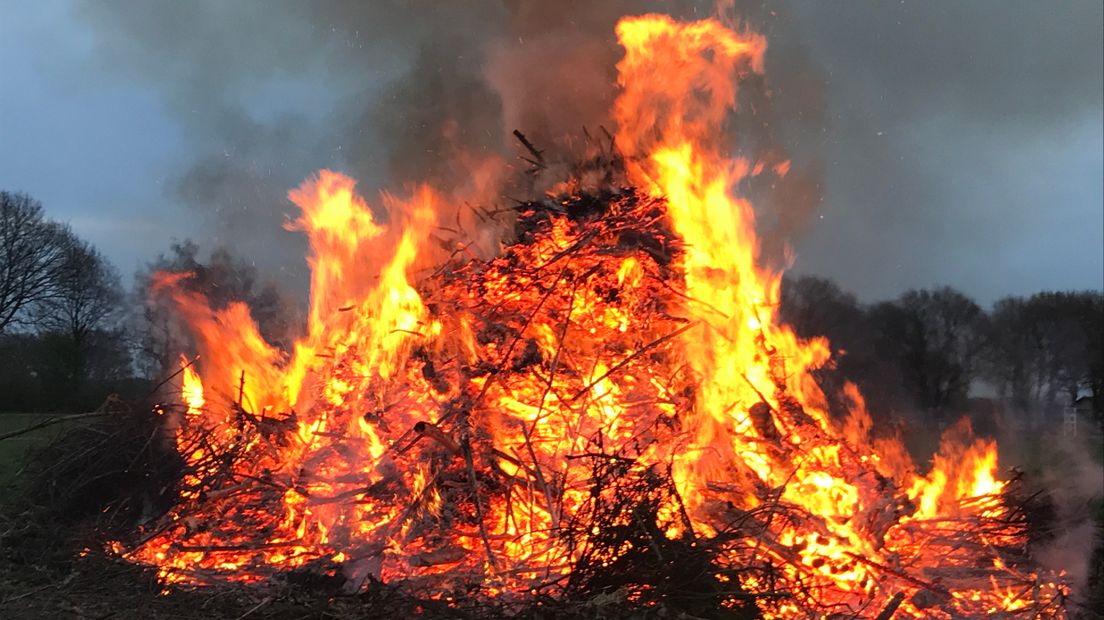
xmin=1 ymin=0 xmax=1101 ymax=306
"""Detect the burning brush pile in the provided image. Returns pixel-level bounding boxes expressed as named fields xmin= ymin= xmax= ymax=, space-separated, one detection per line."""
xmin=108 ymin=14 xmax=1070 ymax=619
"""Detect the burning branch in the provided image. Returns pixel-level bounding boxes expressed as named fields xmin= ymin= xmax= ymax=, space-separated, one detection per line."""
xmin=512 ymin=129 xmax=546 ymax=172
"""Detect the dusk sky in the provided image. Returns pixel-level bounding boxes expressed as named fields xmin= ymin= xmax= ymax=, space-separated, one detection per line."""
xmin=1 ymin=0 xmax=1101 ymax=306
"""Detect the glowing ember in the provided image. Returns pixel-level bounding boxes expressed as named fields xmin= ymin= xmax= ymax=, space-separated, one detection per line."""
xmin=113 ymin=13 xmax=1069 ymax=617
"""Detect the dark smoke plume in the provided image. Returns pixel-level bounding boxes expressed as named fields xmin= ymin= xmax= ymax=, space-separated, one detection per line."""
xmin=77 ymin=0 xmax=826 ymax=282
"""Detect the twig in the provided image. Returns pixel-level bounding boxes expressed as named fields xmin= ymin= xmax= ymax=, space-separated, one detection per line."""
xmin=600 ymin=125 xmax=616 ymax=152
xmin=0 ymin=410 xmax=109 ymax=442
xmin=413 ymin=421 xmax=461 ymax=455
xmin=535 ymin=231 xmax=599 ymax=272
xmin=237 ymin=370 xmax=246 ymax=407
xmin=631 ymin=507 xmax=665 ymax=562
xmin=233 ymin=596 xmax=273 ymax=620
xmin=143 ymin=355 xmax=199 ymax=400
xmin=461 ymin=427 xmax=499 ymax=572
xmin=665 ymin=462 xmax=697 ymax=540
xmin=518 ymin=419 xmax=559 ymax=530
xmin=845 ymin=552 xmax=950 ymax=596
xmin=0 ymin=581 xmax=57 ymax=604
xmin=173 ymin=541 xmax=301 ymax=553
xmin=569 ymin=322 xmax=698 ymax=402
xmin=565 ymin=452 xmax=637 ymax=464
xmin=512 ymin=129 xmax=546 ymax=170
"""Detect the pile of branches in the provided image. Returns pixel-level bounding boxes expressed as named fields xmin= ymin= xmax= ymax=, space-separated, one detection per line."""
xmin=0 ymin=399 xmax=1076 ymax=619
xmin=561 ymin=456 xmax=762 ymax=619
xmin=70 ymin=184 xmax=776 ymax=616
xmin=2 ymin=395 xmax=181 ymax=537
xmin=0 ymin=153 xmax=1076 ymax=616
xmin=0 ymin=405 xmax=754 ymax=618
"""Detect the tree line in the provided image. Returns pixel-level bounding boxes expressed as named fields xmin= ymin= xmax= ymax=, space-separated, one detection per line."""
xmin=2 ymin=190 xmax=1101 ymax=424
xmin=0 ymin=191 xmax=286 ymax=412
xmin=781 ymin=276 xmax=1103 ymax=425
xmin=1 ymin=191 xmax=129 ymax=410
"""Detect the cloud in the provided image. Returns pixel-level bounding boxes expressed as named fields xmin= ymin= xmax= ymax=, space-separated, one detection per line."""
xmin=783 ymin=0 xmax=1103 ymax=303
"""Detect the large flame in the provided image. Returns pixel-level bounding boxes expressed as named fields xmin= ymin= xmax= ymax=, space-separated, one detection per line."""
xmin=116 ymin=13 xmax=1067 ymax=618
xmin=615 ymin=13 xmax=829 ymax=505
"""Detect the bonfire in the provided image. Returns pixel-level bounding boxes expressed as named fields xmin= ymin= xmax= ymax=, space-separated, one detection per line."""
xmin=110 ymin=14 xmax=1070 ymax=618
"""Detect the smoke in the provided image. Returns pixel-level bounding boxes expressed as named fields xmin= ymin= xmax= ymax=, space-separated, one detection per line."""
xmin=724 ymin=1 xmax=828 ymax=268
xmin=75 ymin=0 xmax=828 ymax=284
xmin=1029 ymin=433 xmax=1104 ymax=603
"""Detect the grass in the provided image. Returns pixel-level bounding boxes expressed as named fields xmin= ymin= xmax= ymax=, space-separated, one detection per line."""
xmin=0 ymin=412 xmax=72 ymax=484
xmin=0 ymin=411 xmax=100 ymax=504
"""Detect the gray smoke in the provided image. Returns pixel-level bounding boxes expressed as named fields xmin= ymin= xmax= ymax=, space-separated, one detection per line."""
xmin=75 ymin=0 xmax=829 ymax=283
xmin=68 ymin=1 xmax=1104 ymax=305
xmin=1031 ymin=433 xmax=1103 ymax=604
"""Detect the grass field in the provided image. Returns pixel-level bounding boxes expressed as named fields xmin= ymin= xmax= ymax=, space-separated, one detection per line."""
xmin=0 ymin=412 xmax=74 ymax=484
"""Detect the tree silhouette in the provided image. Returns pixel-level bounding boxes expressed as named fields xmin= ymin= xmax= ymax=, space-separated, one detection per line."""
xmin=986 ymin=291 xmax=1104 ymax=418
xmin=32 ymin=240 xmax=124 ymax=345
xmin=30 ymin=239 xmax=126 ymax=396
xmin=131 ymin=240 xmax=290 ymax=379
xmin=0 ymin=191 xmax=78 ymax=332
xmin=869 ymin=287 xmax=988 ymax=412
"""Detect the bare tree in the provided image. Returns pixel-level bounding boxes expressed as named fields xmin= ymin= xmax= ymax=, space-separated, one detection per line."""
xmin=780 ymin=275 xmax=864 ymax=344
xmin=0 ymin=191 xmax=75 ymax=332
xmin=26 ymin=238 xmax=127 ymax=402
xmin=131 ymin=240 xmax=291 ymax=378
xmin=32 ymin=240 xmax=124 ymax=348
xmin=869 ymin=287 xmax=988 ymax=412
xmin=986 ymin=296 xmax=1044 ymax=411
xmin=986 ymin=291 xmax=1104 ymax=417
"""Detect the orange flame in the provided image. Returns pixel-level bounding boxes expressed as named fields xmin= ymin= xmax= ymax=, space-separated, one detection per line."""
xmin=117 ymin=12 xmax=1066 ymax=618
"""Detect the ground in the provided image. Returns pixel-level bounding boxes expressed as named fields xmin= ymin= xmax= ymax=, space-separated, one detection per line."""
xmin=0 ymin=413 xmax=69 ymax=482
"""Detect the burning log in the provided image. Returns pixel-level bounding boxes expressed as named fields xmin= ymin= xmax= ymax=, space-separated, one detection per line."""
xmin=874 ymin=592 xmax=906 ymax=620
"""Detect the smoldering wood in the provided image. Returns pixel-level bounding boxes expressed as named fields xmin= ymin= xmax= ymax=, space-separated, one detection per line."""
xmin=512 ymin=129 xmax=546 ymax=172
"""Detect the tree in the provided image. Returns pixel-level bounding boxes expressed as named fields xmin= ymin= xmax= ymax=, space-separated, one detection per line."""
xmin=1 ymin=191 xmax=133 ymax=409
xmin=779 ymin=275 xmax=864 ymax=345
xmin=869 ymin=287 xmax=988 ymax=412
xmin=31 ymin=239 xmax=127 ymax=396
xmin=0 ymin=191 xmax=76 ymax=332
xmin=33 ymin=240 xmax=124 ymax=347
xmin=1083 ymin=293 xmax=1104 ymax=421
xmin=986 ymin=296 xmax=1045 ymax=411
xmin=986 ymin=291 xmax=1104 ymax=418
xmin=132 ymin=240 xmax=291 ymax=378
xmin=779 ymin=275 xmax=883 ymax=406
